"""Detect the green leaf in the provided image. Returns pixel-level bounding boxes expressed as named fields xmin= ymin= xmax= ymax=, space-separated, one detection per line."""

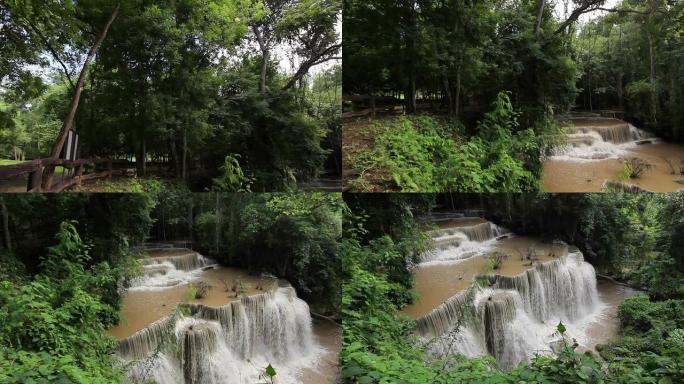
xmin=557 ymin=321 xmax=566 ymax=334
xmin=265 ymin=364 xmax=276 ymax=377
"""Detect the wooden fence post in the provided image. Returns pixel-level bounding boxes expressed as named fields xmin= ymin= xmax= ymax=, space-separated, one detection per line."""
xmin=42 ymin=163 xmax=55 ymax=191
xmin=75 ymin=164 xmax=84 ymax=186
xmin=28 ymin=166 xmax=42 ymax=192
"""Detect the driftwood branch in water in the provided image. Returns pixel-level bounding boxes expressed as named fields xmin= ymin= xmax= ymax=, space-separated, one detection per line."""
xmin=311 ymin=311 xmax=341 ymax=326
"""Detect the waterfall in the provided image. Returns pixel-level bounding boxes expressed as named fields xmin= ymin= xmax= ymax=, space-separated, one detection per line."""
xmin=177 ymin=318 xmax=221 ymax=384
xmin=553 ymin=120 xmax=657 ymax=161
xmin=491 ymin=252 xmax=598 ymax=322
xmin=565 ymin=123 xmax=634 ymax=144
xmin=119 ymin=286 xmax=315 ymax=384
xmin=130 ymin=252 xmax=215 ymax=290
xmin=142 ymin=252 xmax=212 ymax=271
xmin=416 ymin=251 xmax=600 ymax=369
xmin=118 ymin=316 xmax=176 ymax=360
xmin=415 ymin=288 xmax=476 ymax=336
xmin=421 ymin=221 xmax=508 ymax=263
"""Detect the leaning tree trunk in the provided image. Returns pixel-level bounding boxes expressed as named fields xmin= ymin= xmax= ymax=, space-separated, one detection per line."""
xmin=43 ymin=4 xmax=120 ymax=189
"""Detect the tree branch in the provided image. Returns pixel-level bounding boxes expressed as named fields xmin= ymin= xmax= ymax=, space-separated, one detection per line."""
xmin=554 ymin=0 xmax=604 ymax=34
xmin=21 ymin=16 xmax=76 ymax=89
xmin=282 ymin=43 xmax=341 ymax=91
xmin=595 ymin=7 xmax=649 ymax=15
xmin=555 ymin=1 xmax=653 ymax=34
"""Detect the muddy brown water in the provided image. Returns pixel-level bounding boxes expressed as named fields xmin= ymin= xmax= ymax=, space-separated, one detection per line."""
xmin=301 ymin=320 xmax=342 ymax=384
xmin=580 ymin=279 xmax=638 ymax=353
xmin=544 ymin=143 xmax=684 ymax=192
xmin=543 ymin=118 xmax=684 ymax=192
xmin=107 ymin=266 xmax=266 ymax=339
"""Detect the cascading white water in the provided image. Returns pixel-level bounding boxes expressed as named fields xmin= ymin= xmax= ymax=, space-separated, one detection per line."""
xmin=130 ymin=252 xmax=216 ymax=290
xmin=119 ymin=286 xmax=317 ymax=384
xmin=552 ymin=120 xmax=658 ymax=162
xmin=416 ymin=251 xmax=601 ymax=369
xmin=421 ymin=221 xmax=508 ymax=264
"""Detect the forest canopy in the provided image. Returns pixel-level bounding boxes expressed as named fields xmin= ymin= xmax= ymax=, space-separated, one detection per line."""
xmin=0 ymin=0 xmax=342 ymax=191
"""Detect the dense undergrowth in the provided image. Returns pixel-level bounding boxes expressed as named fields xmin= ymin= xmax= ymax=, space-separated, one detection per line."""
xmin=0 ymin=223 xmax=140 ymax=383
xmin=342 ymin=194 xmax=684 ymax=383
xmin=348 ymin=93 xmax=563 ymax=192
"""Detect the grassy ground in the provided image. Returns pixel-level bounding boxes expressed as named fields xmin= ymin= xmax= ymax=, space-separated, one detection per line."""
xmin=0 ymin=159 xmax=22 ymax=166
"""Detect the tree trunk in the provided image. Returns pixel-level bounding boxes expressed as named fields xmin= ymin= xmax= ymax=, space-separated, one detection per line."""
xmin=253 ymin=25 xmax=270 ymax=96
xmin=0 ymin=196 xmax=10 ymax=253
xmin=455 ymin=65 xmax=462 ymax=118
xmin=370 ymin=94 xmax=376 ymax=117
xmin=407 ymin=76 xmax=417 ymax=113
xmin=214 ymin=193 xmax=220 ymax=256
xmin=442 ymin=72 xmax=453 ymax=115
xmin=137 ymin=129 xmax=146 ymax=176
xmin=187 ymin=199 xmax=193 ymax=243
xmin=647 ymin=30 xmax=657 ymax=125
xmin=588 ymin=76 xmax=593 ymax=111
xmin=259 ymin=49 xmax=269 ymax=96
xmin=617 ymin=73 xmax=624 ymax=111
xmin=169 ymin=138 xmax=180 ymax=178
xmin=43 ymin=4 xmax=120 ymax=188
xmin=406 ymin=0 xmax=417 ymax=113
xmin=182 ymin=124 xmax=187 ymax=180
xmin=535 ymin=0 xmax=546 ymax=37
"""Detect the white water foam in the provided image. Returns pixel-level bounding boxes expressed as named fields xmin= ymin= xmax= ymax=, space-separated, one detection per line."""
xmin=551 ymin=123 xmax=659 ymax=162
xmin=417 ymin=249 xmax=606 ymax=369
xmin=420 ymin=222 xmax=509 ymax=265
xmin=120 ymin=287 xmax=325 ymax=384
xmin=130 ymin=253 xmax=216 ymax=291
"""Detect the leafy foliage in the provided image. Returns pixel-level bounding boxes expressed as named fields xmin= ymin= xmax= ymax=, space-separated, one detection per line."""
xmin=0 ymin=222 xmax=140 ymax=383
xmin=574 ymin=0 xmax=684 ymax=140
xmin=349 ymin=93 xmax=550 ymax=192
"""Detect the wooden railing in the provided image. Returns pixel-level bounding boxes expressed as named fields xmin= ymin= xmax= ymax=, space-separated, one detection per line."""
xmin=0 ymin=158 xmax=131 ymax=192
